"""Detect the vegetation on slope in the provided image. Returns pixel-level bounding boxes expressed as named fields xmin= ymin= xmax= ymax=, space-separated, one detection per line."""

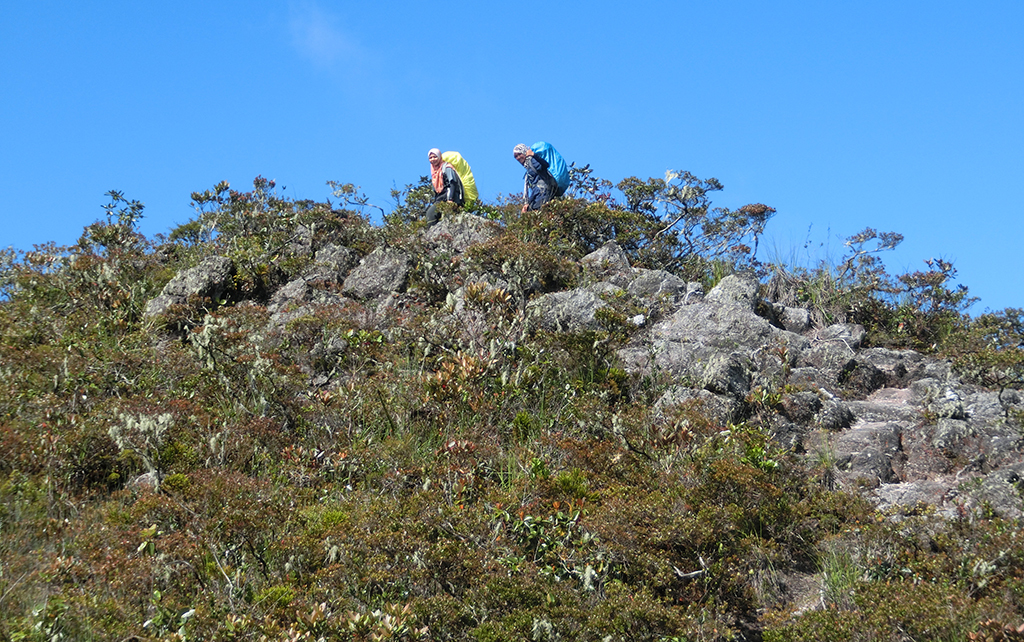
xmin=1 ymin=171 xmax=1023 ymax=641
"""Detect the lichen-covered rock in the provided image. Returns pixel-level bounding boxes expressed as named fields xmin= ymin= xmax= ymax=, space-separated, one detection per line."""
xmin=654 ymin=386 xmax=741 ymax=428
xmin=911 ymin=378 xmax=967 ymax=420
xmin=626 ymin=269 xmax=689 ymax=303
xmin=772 ymin=303 xmax=811 ymax=333
xmin=424 ymin=213 xmax=502 ymax=256
xmin=932 ymin=417 xmax=973 ymax=452
xmin=342 ymin=247 xmax=412 ymax=300
xmin=971 ymin=464 xmax=1024 ymax=518
xmin=700 ymin=352 xmax=754 ymax=397
xmin=767 ymin=415 xmax=806 ymax=452
xmin=144 ymin=255 xmax=235 ymax=317
xmin=581 ymin=241 xmax=632 ymax=280
xmin=797 ymin=324 xmax=866 ymax=385
xmin=856 ymin=348 xmax=929 ymax=387
xmin=528 ymin=282 xmax=624 ymax=333
xmin=704 ymin=273 xmax=759 ymax=310
xmin=871 ymin=479 xmax=959 ymax=519
xmin=833 ymin=421 xmax=903 ymax=487
xmin=845 ymin=388 xmax=920 ymax=424
xmin=780 ymin=391 xmax=823 ymax=425
xmin=839 ymin=359 xmax=888 ymax=398
xmin=266 ymin=278 xmax=354 ymax=328
xmin=816 ymin=397 xmax=856 ymax=432
xmin=303 ymin=244 xmax=361 ymax=284
xmin=618 ymin=274 xmax=808 ymax=395
xmin=822 ymin=323 xmax=867 ymax=350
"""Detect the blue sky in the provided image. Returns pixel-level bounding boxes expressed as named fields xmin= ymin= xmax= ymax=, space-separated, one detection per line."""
xmin=3 ymin=1 xmax=1022 ymax=312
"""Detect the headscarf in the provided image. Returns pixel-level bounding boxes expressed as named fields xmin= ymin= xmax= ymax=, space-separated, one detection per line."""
xmin=428 ymin=149 xmax=447 ymax=193
xmin=513 ymin=143 xmax=530 ymax=158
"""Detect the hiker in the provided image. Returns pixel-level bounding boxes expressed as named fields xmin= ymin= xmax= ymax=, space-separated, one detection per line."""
xmin=425 ymin=148 xmax=465 ymax=226
xmin=513 ymin=142 xmax=568 ymax=213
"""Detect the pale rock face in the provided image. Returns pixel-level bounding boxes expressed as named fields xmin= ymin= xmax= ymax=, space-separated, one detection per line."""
xmin=342 ymin=247 xmax=413 ymax=301
xmin=144 ymin=255 xmax=236 ymax=318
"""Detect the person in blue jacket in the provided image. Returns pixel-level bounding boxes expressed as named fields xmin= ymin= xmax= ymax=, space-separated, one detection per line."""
xmin=513 ymin=143 xmax=557 ymax=213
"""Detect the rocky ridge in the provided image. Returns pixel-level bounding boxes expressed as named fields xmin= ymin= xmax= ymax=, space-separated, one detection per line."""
xmin=146 ymin=213 xmax=1024 ymax=521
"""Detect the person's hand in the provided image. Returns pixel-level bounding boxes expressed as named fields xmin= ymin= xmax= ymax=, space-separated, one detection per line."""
xmin=513 ymin=149 xmax=534 ymax=165
xmin=521 ymin=203 xmax=528 ymax=213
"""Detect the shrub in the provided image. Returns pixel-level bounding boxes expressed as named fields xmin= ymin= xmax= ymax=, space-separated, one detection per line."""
xmin=951 ymin=307 xmax=1024 ymax=395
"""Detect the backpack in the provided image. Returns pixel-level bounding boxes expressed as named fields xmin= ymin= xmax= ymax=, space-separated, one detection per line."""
xmin=441 ymin=151 xmax=478 ymax=205
xmin=530 ymin=142 xmax=569 ymax=196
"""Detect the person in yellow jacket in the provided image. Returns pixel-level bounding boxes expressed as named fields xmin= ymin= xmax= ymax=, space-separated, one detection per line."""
xmin=425 ymin=148 xmax=478 ymax=226
xmin=440 ymin=151 xmax=477 ymax=205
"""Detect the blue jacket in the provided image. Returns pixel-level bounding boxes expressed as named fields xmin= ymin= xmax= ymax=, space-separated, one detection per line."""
xmin=523 ymin=155 xmax=556 ymax=210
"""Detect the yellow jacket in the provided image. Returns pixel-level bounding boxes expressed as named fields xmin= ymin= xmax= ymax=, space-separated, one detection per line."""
xmin=441 ymin=151 xmax=478 ymax=205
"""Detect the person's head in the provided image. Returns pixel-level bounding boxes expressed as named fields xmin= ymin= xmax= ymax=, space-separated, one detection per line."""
xmin=428 ymin=148 xmax=442 ymax=167
xmin=512 ymin=143 xmax=531 ymax=165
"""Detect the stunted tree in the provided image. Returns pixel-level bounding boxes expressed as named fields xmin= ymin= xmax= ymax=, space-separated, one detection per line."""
xmin=952 ymin=308 xmax=1024 ymax=407
xmin=611 ymin=171 xmax=775 ymax=275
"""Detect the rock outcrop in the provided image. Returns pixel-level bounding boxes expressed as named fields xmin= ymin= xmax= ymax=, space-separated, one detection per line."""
xmin=144 ymin=255 xmax=236 ymax=317
xmin=145 ymin=233 xmax=1024 ymax=520
xmin=493 ymin=242 xmax=1024 ymax=519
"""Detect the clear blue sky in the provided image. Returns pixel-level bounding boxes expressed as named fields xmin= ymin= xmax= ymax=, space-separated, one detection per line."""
xmin=3 ymin=1 xmax=1022 ymax=312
